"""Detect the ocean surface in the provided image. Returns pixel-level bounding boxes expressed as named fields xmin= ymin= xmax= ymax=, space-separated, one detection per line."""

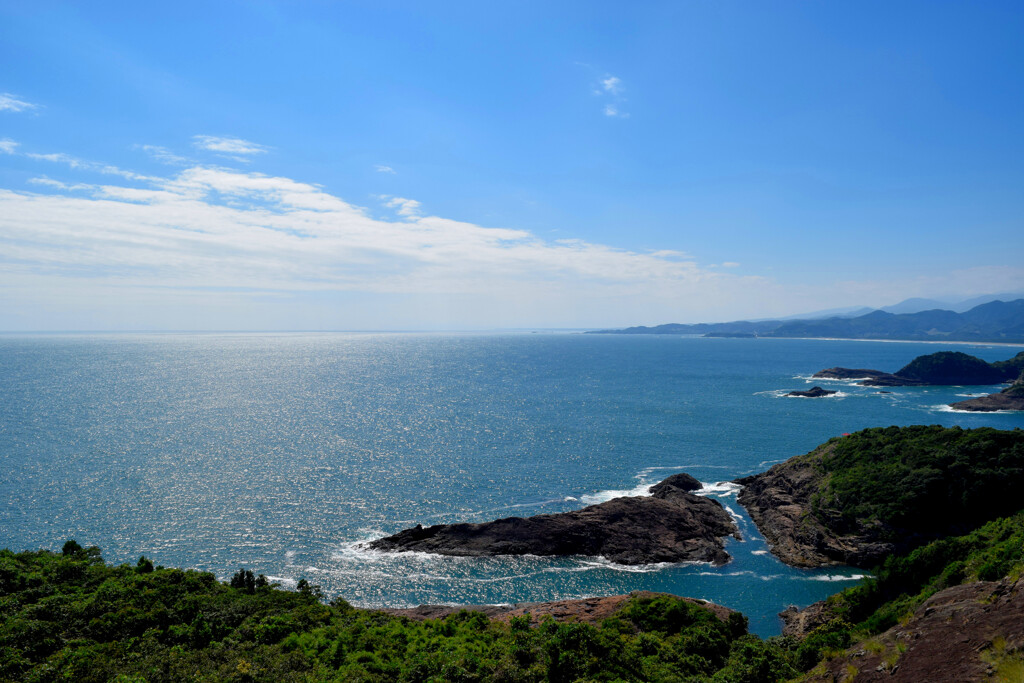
xmin=2 ymin=332 xmax=1023 ymax=636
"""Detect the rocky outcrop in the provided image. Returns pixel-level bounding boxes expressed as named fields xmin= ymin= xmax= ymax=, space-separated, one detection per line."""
xmin=813 ymin=351 xmax=1022 ymax=387
xmin=950 ymin=370 xmax=1024 ymax=412
xmin=369 ymin=473 xmax=738 ymax=565
xmin=379 ymin=591 xmax=739 ymax=626
xmin=813 ymin=368 xmax=893 ymax=381
xmin=801 ymin=577 xmax=1024 ymax=682
xmin=787 ymin=386 xmax=838 ymax=398
xmin=735 ymin=445 xmax=894 ymax=568
xmin=780 ymin=600 xmax=841 ymax=638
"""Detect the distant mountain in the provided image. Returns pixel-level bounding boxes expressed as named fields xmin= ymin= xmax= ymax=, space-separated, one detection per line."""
xmin=878 ymin=298 xmax=950 ymax=315
xmin=951 ymin=291 xmax=1024 ymax=313
xmin=589 ymin=299 xmax=1024 ymax=343
xmin=773 ymin=305 xmax=876 ymax=321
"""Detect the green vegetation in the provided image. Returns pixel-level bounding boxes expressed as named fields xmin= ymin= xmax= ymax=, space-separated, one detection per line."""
xmin=809 ymin=425 xmax=1024 ymax=540
xmin=817 ymin=511 xmax=1024 ymax=633
xmin=992 ymin=352 xmax=1024 ymax=379
xmin=0 ymin=544 xmax=805 ymax=682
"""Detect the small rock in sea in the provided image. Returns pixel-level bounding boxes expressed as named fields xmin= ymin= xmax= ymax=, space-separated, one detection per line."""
xmin=786 ymin=386 xmax=837 ymax=398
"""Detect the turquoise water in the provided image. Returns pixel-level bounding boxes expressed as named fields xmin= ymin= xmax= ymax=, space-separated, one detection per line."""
xmin=2 ymin=333 xmax=1022 ymax=635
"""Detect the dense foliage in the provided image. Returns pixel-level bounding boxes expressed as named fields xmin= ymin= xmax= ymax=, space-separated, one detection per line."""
xmin=810 ymin=425 xmax=1024 ymax=538
xmin=0 ymin=544 xmax=805 ymax=683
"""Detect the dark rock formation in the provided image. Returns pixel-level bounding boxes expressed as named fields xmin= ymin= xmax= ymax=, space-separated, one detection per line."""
xmin=813 ymin=368 xmax=892 ymax=381
xmin=735 ymin=445 xmax=895 ymax=568
xmin=648 ymin=472 xmax=703 ymax=495
xmin=950 ymin=370 xmax=1024 ymax=412
xmin=858 ymin=373 xmax=927 ymax=387
xmin=369 ymin=474 xmax=739 ymax=565
xmin=787 ymin=386 xmax=837 ymax=398
xmin=801 ymin=577 xmax=1024 ymax=682
xmin=379 ymin=591 xmax=739 ymax=626
xmin=813 ymin=350 xmax=1023 ymax=387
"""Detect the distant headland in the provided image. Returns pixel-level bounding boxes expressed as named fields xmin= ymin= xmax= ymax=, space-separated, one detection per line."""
xmin=588 ymin=298 xmax=1024 ymax=343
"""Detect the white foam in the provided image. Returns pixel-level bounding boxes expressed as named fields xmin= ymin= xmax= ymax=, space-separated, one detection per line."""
xmin=722 ymin=504 xmax=744 ymax=529
xmin=756 ymin=459 xmax=785 ymax=468
xmin=582 ymin=557 xmax=687 ymax=573
xmin=751 ymin=550 xmax=768 ymax=555
xmin=698 ymin=481 xmax=742 ymax=498
xmin=806 ymin=573 xmax=870 ymax=582
xmin=580 ymin=481 xmax=653 ymax=505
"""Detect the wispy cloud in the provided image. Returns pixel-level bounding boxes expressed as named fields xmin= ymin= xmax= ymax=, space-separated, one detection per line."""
xmin=137 ymin=144 xmax=191 ymax=166
xmin=594 ymin=73 xmax=629 ymax=118
xmin=601 ymin=76 xmax=622 ymax=96
xmin=0 ymin=93 xmax=39 ymax=113
xmin=24 ymin=151 xmax=156 ymax=182
xmin=375 ymin=165 xmax=397 ymax=174
xmin=28 ymin=177 xmax=94 ymax=191
xmin=0 ymin=139 xmax=18 ymax=154
xmin=380 ymin=195 xmax=421 ymax=217
xmin=193 ymin=135 xmax=269 ymax=157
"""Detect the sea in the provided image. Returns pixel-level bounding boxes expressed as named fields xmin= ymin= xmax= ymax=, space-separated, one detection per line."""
xmin=2 ymin=332 xmax=1023 ymax=636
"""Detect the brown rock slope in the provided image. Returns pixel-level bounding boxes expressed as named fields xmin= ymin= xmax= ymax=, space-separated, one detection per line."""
xmin=380 ymin=591 xmax=738 ymax=626
xmin=370 ymin=472 xmax=739 ymax=565
xmin=735 ymin=443 xmax=892 ymax=568
xmin=802 ymin=577 xmax=1024 ymax=682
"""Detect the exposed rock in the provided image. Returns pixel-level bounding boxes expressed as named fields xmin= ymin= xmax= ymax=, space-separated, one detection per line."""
xmin=950 ymin=370 xmax=1024 ymax=412
xmin=379 ymin=591 xmax=739 ymax=626
xmin=787 ymin=386 xmax=838 ymax=398
xmin=858 ymin=373 xmax=927 ymax=387
xmin=801 ymin=577 xmax=1024 ymax=682
xmin=780 ymin=600 xmax=841 ymax=638
xmin=813 ymin=368 xmax=892 ymax=381
xmin=648 ymin=472 xmax=703 ymax=495
xmin=950 ymin=393 xmax=1024 ymax=412
xmin=369 ymin=474 xmax=739 ymax=565
xmin=735 ymin=444 xmax=895 ymax=568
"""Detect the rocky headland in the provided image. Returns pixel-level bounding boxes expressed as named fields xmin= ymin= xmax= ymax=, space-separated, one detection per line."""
xmin=949 ymin=370 xmax=1024 ymax=412
xmin=735 ymin=426 xmax=1024 ymax=569
xmin=735 ymin=445 xmax=893 ymax=568
xmin=812 ymin=350 xmax=1024 ymax=387
xmin=370 ymin=472 xmax=739 ymax=565
xmin=786 ymin=386 xmax=837 ymax=398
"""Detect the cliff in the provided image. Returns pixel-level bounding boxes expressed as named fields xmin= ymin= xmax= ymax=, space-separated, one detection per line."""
xmin=735 ymin=426 xmax=1024 ymax=568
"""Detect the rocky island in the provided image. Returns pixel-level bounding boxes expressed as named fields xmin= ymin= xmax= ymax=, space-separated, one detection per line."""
xmin=812 ymin=350 xmax=1024 ymax=387
xmin=786 ymin=386 xmax=837 ymax=398
xmin=370 ymin=472 xmax=739 ymax=565
xmin=949 ymin=370 xmax=1024 ymax=412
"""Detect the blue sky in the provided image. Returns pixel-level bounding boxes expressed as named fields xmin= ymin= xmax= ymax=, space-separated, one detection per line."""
xmin=2 ymin=1 xmax=1023 ymax=330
